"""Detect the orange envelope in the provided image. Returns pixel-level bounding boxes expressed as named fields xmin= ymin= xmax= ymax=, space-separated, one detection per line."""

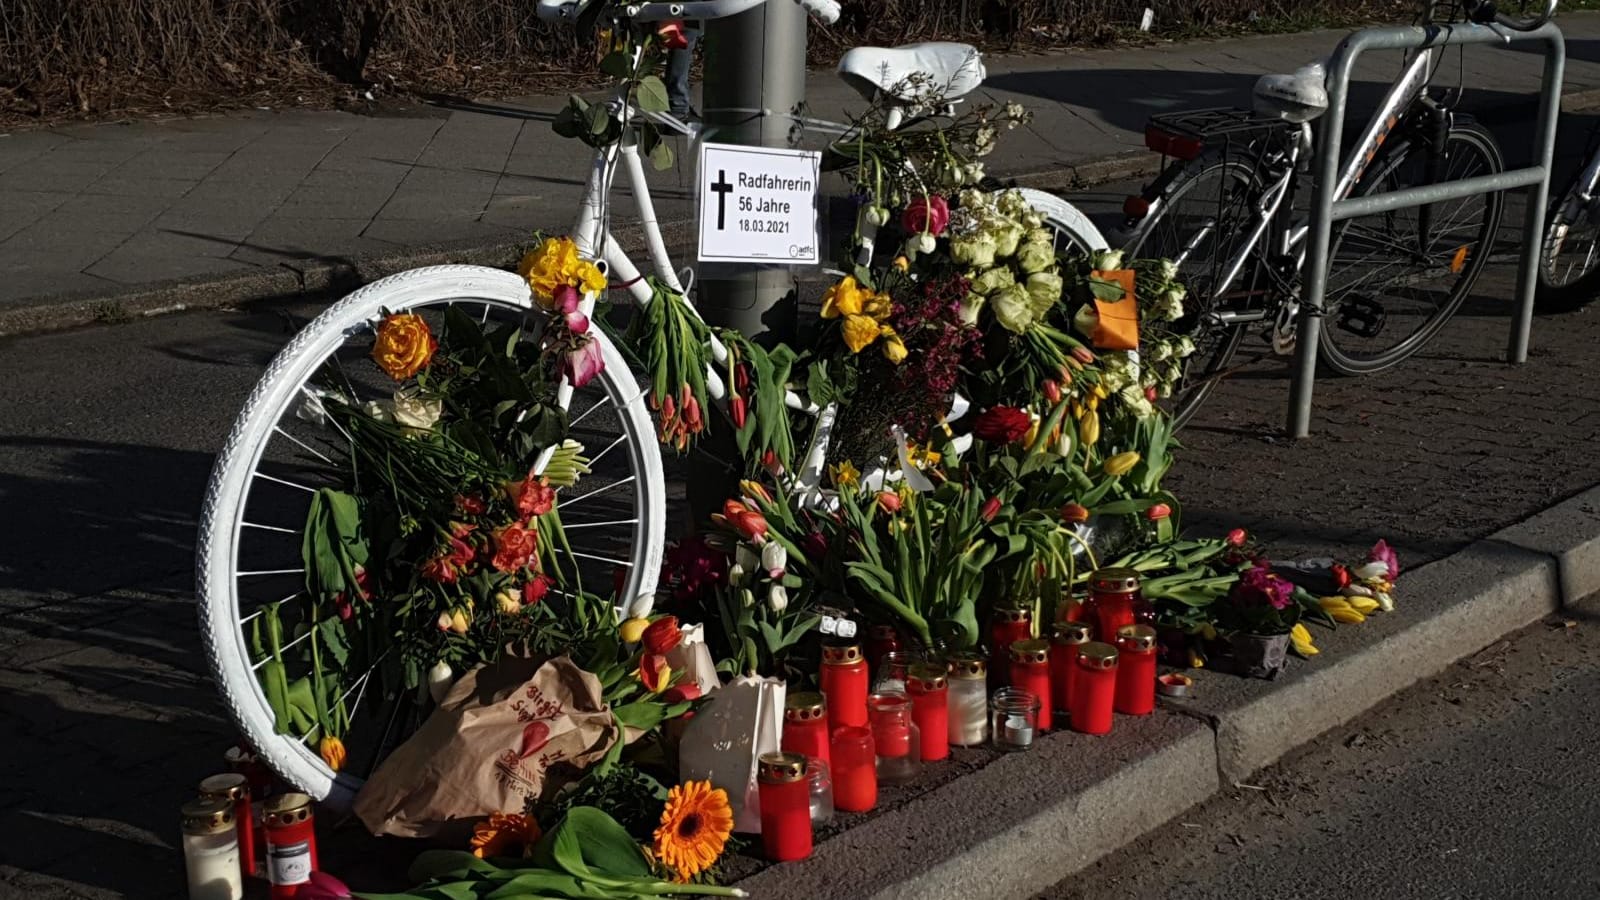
xmin=1088 ymin=269 xmax=1139 ymax=351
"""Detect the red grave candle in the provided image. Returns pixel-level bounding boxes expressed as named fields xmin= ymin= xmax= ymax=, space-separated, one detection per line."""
xmin=1050 ymin=621 xmax=1091 ymax=720
xmin=905 ymin=664 xmax=949 ymax=761
xmin=1085 ymin=568 xmax=1144 ymax=644
xmin=782 ymin=692 xmax=831 ymax=771
xmin=1070 ymin=642 xmax=1119 ymax=736
xmin=1115 ymin=624 xmax=1159 ymax=716
xmin=757 ymin=752 xmax=813 ymax=862
xmin=1008 ymin=638 xmax=1053 ymax=732
xmin=262 ymin=793 xmax=317 ymax=899
xmin=989 ymin=606 xmax=1033 ymax=688
xmin=199 ymin=773 xmax=256 ymax=879
xmin=820 ymin=643 xmax=869 ymax=731
xmin=866 ymin=624 xmax=900 ymax=673
xmin=829 ymin=726 xmax=878 ymax=813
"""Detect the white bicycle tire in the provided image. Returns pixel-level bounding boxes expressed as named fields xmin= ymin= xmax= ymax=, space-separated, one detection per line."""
xmin=195 ymin=264 xmax=666 ymax=810
xmin=1011 ymin=187 xmax=1110 ymax=253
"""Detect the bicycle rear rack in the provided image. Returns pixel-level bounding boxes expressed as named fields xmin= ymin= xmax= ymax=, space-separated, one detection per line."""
xmin=1145 ymin=107 xmax=1298 ymax=157
xmin=1289 ymin=21 xmax=1565 ymax=439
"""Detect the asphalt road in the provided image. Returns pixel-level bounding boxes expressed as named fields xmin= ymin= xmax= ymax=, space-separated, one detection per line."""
xmin=6 ymin=90 xmax=1600 ymax=898
xmin=1041 ymin=601 xmax=1600 ymax=900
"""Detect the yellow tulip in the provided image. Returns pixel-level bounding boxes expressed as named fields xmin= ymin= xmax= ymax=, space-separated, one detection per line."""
xmin=1290 ymin=623 xmax=1318 ymax=657
xmin=319 ymin=736 xmax=347 ymax=772
xmin=1318 ymin=596 xmax=1367 ymax=624
xmin=1103 ymin=451 xmax=1141 ymax=476
xmin=620 ymin=617 xmax=649 ymax=643
xmin=841 ymin=314 xmax=881 ymax=353
xmin=496 ymin=591 xmax=521 ymax=616
xmin=1345 ymin=594 xmax=1380 ymax=615
xmin=880 ymin=326 xmax=908 ymax=364
xmin=449 ymin=608 xmax=471 ymax=634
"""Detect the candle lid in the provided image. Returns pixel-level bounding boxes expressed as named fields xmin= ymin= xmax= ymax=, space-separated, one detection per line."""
xmin=907 ymin=663 xmax=947 ymax=691
xmin=822 ymin=642 xmax=863 ymax=665
xmin=992 ymin=605 xmax=1031 ymax=624
xmin=1089 ymin=567 xmax=1141 ymax=594
xmin=1116 ymin=624 xmax=1158 ymax=651
xmin=263 ymin=792 xmax=313 ymax=826
xmin=1076 ymin=641 xmax=1120 ymax=669
xmin=945 ymin=650 xmax=987 ymax=679
xmin=181 ymin=797 xmax=234 ymax=835
xmin=1051 ymin=621 xmax=1092 ymax=645
xmin=784 ymin=691 xmax=827 ymax=722
xmin=1009 ymin=638 xmax=1049 ymax=664
xmin=757 ymin=751 xmax=808 ymax=783
xmin=198 ymin=772 xmax=249 ymax=803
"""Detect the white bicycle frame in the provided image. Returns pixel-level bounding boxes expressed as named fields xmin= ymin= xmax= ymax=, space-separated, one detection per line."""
xmin=557 ymin=47 xmax=975 ymax=503
xmin=1147 ymin=48 xmax=1438 ymax=320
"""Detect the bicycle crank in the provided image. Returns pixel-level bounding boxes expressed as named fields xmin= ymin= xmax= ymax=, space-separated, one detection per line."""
xmin=1333 ymin=296 xmax=1387 ymax=340
xmin=1271 ymin=300 xmax=1299 ymax=356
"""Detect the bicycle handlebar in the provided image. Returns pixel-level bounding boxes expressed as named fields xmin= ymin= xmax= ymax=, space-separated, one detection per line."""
xmin=537 ymin=0 xmax=841 ymax=25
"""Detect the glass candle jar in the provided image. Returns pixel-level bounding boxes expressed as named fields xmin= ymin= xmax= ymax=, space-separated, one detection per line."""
xmin=989 ymin=606 xmax=1033 ymax=687
xmin=782 ymin=691 xmax=831 ymax=772
xmin=945 ymin=651 xmax=990 ymax=748
xmin=198 ymin=773 xmax=255 ymax=880
xmin=990 ymin=687 xmax=1042 ymax=752
xmin=866 ymin=624 xmax=901 ymax=673
xmin=1071 ymin=642 xmax=1120 ymax=735
xmin=757 ymin=752 xmax=813 ymax=862
xmin=1008 ymin=638 xmax=1053 ymax=732
xmin=872 ymin=650 xmax=921 ymax=695
xmin=868 ymin=691 xmax=920 ymax=784
xmin=262 ymin=792 xmax=317 ymax=899
xmin=1050 ymin=621 xmax=1092 ymax=721
xmin=830 ymin=726 xmax=878 ymax=813
xmin=820 ymin=642 xmax=869 ymax=731
xmin=1084 ymin=568 xmax=1146 ymax=644
xmin=1115 ymin=624 xmax=1159 ymax=716
xmin=806 ymin=757 xmax=834 ymax=825
xmin=905 ymin=664 xmax=949 ymax=762
xmin=182 ymin=798 xmax=243 ymax=900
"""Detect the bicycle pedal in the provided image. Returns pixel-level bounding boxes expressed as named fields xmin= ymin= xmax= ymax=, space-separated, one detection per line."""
xmin=1334 ymin=297 xmax=1386 ymax=339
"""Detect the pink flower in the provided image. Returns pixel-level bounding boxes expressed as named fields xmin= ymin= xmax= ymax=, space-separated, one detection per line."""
xmin=877 ymin=491 xmax=902 ymax=514
xmin=563 ymin=336 xmax=605 ymax=388
xmin=1367 ymin=539 xmax=1400 ymax=581
xmin=552 ymin=284 xmax=581 ymax=313
xmin=1231 ymin=563 xmax=1293 ymax=611
xmin=901 ymin=194 xmax=950 ymax=237
xmin=298 ymin=871 xmax=353 ymax=900
xmin=1226 ymin=528 xmax=1248 ymax=547
xmin=555 ymin=285 xmax=589 ymax=334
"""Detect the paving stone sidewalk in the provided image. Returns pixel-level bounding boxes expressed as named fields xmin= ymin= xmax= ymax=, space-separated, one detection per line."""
xmin=5 ymin=17 xmax=1600 ymax=314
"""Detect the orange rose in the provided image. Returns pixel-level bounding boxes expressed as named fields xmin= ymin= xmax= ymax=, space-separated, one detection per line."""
xmin=491 ymin=523 xmax=538 ymax=573
xmin=371 ymin=313 xmax=436 ymax=381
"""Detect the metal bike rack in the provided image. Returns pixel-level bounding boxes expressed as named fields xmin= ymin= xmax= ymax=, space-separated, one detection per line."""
xmin=1289 ymin=21 xmax=1565 ymax=438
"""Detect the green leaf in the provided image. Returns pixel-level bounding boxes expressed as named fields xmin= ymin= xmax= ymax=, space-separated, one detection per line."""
xmin=586 ymin=103 xmax=612 ymax=137
xmin=317 ymin=617 xmax=350 ymax=668
xmin=610 ymin=701 xmax=668 ymax=731
xmin=552 ymin=105 xmax=581 ymax=139
xmin=542 ymin=807 xmax=651 ymax=879
xmin=599 ymin=51 xmax=634 ymax=79
xmin=649 ymin=140 xmax=674 ymax=171
xmin=406 ymin=850 xmax=503 ymax=883
xmin=635 ymin=75 xmax=669 ymax=113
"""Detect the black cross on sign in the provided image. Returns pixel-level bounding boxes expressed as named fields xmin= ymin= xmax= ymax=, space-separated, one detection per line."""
xmin=710 ymin=169 xmax=733 ymax=230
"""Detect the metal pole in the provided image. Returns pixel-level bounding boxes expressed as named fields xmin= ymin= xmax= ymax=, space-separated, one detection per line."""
xmin=1288 ymin=34 xmax=1355 ymax=440
xmin=1509 ymin=26 xmax=1565 ymax=364
xmin=688 ymin=0 xmax=807 ymax=524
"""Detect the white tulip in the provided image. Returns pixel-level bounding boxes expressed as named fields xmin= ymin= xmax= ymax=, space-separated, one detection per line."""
xmin=761 ymin=543 xmax=787 ymax=579
xmin=1353 ymin=561 xmax=1389 ymax=581
xmin=768 ymin=584 xmax=789 ymax=614
xmin=627 ymin=592 xmax=655 ymax=619
xmin=727 ymin=563 xmax=748 ymax=587
xmin=427 ymin=661 xmax=454 ymax=705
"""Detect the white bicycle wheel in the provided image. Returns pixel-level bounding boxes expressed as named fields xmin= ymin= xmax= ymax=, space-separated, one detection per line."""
xmin=1011 ymin=187 xmax=1109 ymax=254
xmin=196 ymin=264 xmax=666 ymax=811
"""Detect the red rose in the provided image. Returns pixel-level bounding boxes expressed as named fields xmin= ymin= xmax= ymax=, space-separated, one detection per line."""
xmin=491 ymin=523 xmax=538 ymax=573
xmin=523 ymin=574 xmax=552 ymax=606
xmin=901 ymin=194 xmax=951 ymax=237
xmin=420 ymin=557 xmax=457 ymax=584
xmin=514 ymin=475 xmax=556 ymax=519
xmin=971 ymin=406 xmax=1032 ymax=444
xmin=447 ymin=535 xmax=476 ymax=571
xmin=638 ymin=653 xmax=671 ymax=693
xmin=662 ymin=683 xmax=704 ymax=703
xmin=642 ymin=615 xmax=683 ymax=655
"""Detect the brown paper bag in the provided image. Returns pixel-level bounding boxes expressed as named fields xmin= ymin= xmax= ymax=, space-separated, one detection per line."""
xmin=353 ymin=655 xmax=620 ymax=837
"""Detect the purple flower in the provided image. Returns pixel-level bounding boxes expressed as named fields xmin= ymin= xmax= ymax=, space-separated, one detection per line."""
xmin=1231 ymin=563 xmax=1293 ymax=611
xmin=1367 ymin=539 xmax=1399 ymax=581
xmin=563 ymin=336 xmax=605 ymax=388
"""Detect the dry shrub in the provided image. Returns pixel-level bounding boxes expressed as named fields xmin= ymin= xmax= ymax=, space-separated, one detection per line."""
xmin=1 ymin=0 xmax=1392 ymax=124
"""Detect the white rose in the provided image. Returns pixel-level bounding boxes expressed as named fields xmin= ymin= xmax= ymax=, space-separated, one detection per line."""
xmin=1119 ymin=386 xmax=1156 ymax=418
xmin=1089 ymin=248 xmax=1124 ymax=271
xmin=363 ymin=399 xmax=394 ymax=422
xmin=959 ymin=295 xmax=987 ymax=326
xmin=392 ymin=392 xmax=442 ymax=431
xmin=427 ymin=661 xmax=454 ymax=704
xmin=963 ymin=162 xmax=986 ymax=184
xmin=1177 ymin=335 xmax=1197 ymax=357
xmin=1148 ymin=341 xmax=1172 ymax=362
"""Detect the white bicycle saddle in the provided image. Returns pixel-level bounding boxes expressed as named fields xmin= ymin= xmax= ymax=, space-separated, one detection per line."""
xmin=837 ymin=42 xmax=986 ymax=104
xmin=1252 ymin=60 xmax=1329 ymax=124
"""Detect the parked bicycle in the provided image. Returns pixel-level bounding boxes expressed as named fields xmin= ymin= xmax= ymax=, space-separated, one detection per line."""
xmin=1119 ymin=0 xmax=1558 ymax=428
xmin=1538 ymin=119 xmax=1600 ymax=310
xmin=195 ymin=0 xmax=1108 ymax=806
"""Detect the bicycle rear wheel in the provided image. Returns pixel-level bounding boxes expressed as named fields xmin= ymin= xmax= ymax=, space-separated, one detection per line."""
xmin=1124 ymin=155 xmax=1261 ymax=428
xmin=1319 ymin=120 xmax=1504 ymax=376
xmin=1537 ymin=160 xmax=1600 ymax=312
xmin=197 ymin=265 xmax=665 ymax=810
xmin=1012 ymin=187 xmax=1109 ymax=255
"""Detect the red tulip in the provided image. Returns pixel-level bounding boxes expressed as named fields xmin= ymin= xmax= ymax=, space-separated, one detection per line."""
xmin=1331 ymin=563 xmax=1351 ymax=589
xmin=642 ymin=615 xmax=683 ymax=655
xmin=1061 ymin=503 xmax=1090 ymax=524
xmin=980 ymin=497 xmax=1002 ymax=523
xmin=1146 ymin=503 xmax=1172 ymax=521
xmin=1043 ymin=379 xmax=1062 ymax=404
xmin=1226 ymin=528 xmax=1248 ymax=547
xmin=877 ymin=491 xmax=902 ymax=514
xmin=1144 ymin=386 xmax=1158 ymax=403
xmin=663 ymin=683 xmax=704 ymax=703
xmin=1071 ymin=346 xmax=1096 ymax=365
xmin=638 ymin=653 xmax=671 ymax=692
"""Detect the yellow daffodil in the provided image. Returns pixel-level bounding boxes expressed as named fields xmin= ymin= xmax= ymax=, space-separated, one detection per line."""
xmin=830 ymin=460 xmax=861 ymax=489
xmin=905 ymin=440 xmax=941 ymax=469
xmin=841 ymin=314 xmax=881 ymax=353
xmin=821 ymin=276 xmax=867 ymax=319
xmin=880 ymin=325 xmax=908 ymax=363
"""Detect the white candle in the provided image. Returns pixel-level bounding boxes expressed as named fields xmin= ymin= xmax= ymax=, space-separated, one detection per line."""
xmin=182 ymin=799 xmax=243 ymax=900
xmin=948 ymin=674 xmax=990 ymax=747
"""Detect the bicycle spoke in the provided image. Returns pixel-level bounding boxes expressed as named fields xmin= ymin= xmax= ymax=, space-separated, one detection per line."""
xmin=558 ymin=474 xmax=636 ymax=509
xmin=561 ymin=517 xmax=642 ymax=530
xmin=254 ymin=472 xmax=318 ymax=494
xmin=243 ymin=521 xmax=299 ymax=535
xmin=274 ymin=425 xmax=336 ymax=466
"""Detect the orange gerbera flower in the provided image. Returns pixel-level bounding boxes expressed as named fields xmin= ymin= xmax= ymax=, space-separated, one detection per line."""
xmin=653 ymin=780 xmax=734 ymax=882
xmin=470 ymin=812 xmax=542 ymax=859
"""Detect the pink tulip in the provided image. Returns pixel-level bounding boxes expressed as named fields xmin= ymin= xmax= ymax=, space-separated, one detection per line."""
xmin=564 ymin=309 xmax=590 ymax=335
xmin=298 ymin=871 xmax=353 ymax=899
xmin=563 ymin=337 xmax=606 ymax=388
xmin=1367 ymin=539 xmax=1400 ymax=581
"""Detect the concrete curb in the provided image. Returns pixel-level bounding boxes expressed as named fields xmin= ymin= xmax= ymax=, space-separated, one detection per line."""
xmin=736 ymin=484 xmax=1600 ymax=899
